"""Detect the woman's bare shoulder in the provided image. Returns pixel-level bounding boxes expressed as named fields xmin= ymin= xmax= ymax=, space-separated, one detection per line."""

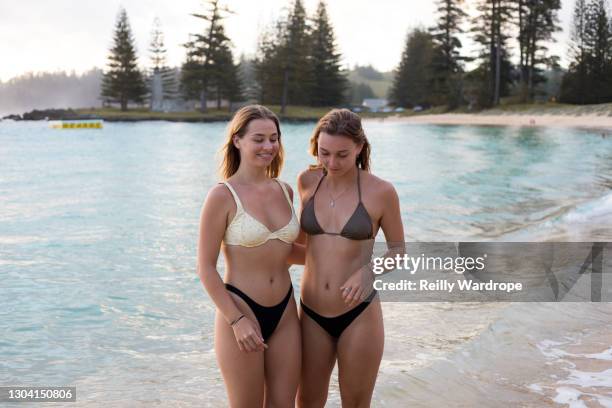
xmin=297 ymin=167 xmax=324 ymax=191
xmin=203 ymin=182 xmax=234 ymax=210
xmin=362 ymin=171 xmax=398 ymax=200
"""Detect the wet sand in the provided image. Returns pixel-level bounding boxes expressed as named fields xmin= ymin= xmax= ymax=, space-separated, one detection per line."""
xmin=373 ymin=302 xmax=612 ymax=407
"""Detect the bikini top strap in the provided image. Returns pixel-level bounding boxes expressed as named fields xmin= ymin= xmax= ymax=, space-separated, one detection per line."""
xmin=311 ymin=171 xmax=326 ymax=199
xmin=274 ymin=179 xmax=293 ymax=207
xmin=221 ymin=181 xmax=243 ymax=210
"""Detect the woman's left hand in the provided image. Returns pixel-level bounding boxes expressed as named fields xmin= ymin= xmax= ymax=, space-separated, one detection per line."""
xmin=340 ymin=265 xmax=374 ymax=307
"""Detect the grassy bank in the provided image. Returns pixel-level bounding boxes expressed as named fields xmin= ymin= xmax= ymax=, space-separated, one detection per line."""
xmin=73 ymin=106 xmax=418 ymax=122
xmin=75 ymin=107 xmax=233 ymax=122
xmin=73 ymin=106 xmax=329 ymax=122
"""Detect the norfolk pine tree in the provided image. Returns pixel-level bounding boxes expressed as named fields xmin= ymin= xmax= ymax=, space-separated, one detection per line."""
xmin=470 ymin=0 xmax=515 ymax=107
xmin=181 ymin=0 xmax=239 ymax=112
xmin=561 ymin=0 xmax=589 ymax=103
xmin=310 ymin=1 xmax=347 ymax=107
xmin=101 ymin=8 xmax=147 ymax=111
xmin=253 ymin=0 xmax=313 ymax=111
xmin=389 ymin=29 xmax=435 ymax=108
xmin=517 ymin=0 xmax=562 ymax=102
xmin=148 ymin=17 xmax=178 ymax=103
xmin=213 ymin=41 xmax=243 ymax=109
xmin=253 ymin=26 xmax=284 ymax=105
xmin=430 ymin=0 xmax=469 ymax=108
xmin=279 ymin=0 xmax=313 ymax=111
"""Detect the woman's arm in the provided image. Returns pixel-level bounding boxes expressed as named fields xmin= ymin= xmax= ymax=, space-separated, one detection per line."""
xmin=197 ymin=184 xmax=266 ymax=352
xmin=379 ymin=182 xmax=405 ymax=251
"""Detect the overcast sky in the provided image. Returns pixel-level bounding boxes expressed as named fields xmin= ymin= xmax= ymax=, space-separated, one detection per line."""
xmin=0 ymin=0 xmax=575 ymax=82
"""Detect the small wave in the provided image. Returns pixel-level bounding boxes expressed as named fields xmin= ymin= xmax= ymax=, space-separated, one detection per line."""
xmin=560 ymin=368 xmax=612 ymax=389
xmin=563 ymin=190 xmax=612 ymax=224
xmin=500 ymin=191 xmax=612 ymax=241
xmin=553 ymin=386 xmax=612 ymax=408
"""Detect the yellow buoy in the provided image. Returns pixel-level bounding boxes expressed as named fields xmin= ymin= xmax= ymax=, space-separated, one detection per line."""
xmin=49 ymin=120 xmax=103 ymax=129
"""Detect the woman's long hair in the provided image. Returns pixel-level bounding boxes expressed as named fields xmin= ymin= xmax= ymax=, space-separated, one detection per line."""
xmin=309 ymin=109 xmax=371 ymax=171
xmin=220 ymin=105 xmax=284 ymax=179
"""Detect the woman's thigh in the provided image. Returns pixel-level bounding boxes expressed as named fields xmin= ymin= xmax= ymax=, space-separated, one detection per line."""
xmin=215 ymin=311 xmax=265 ymax=408
xmin=297 ymin=307 xmax=337 ymax=408
xmin=336 ymin=299 xmax=384 ymax=407
xmin=263 ymin=297 xmax=301 ymax=407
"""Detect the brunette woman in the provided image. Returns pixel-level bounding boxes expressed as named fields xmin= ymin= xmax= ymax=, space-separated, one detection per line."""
xmin=297 ymin=109 xmax=404 ymax=407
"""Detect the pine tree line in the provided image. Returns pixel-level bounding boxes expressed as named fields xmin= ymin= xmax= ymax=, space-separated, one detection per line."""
xmin=101 ymin=1 xmax=612 ymax=112
xmin=390 ymin=0 xmax=568 ymax=110
xmin=101 ymin=2 xmax=242 ymax=112
xmin=101 ymin=0 xmax=346 ymax=112
xmin=254 ymin=0 xmax=347 ymax=111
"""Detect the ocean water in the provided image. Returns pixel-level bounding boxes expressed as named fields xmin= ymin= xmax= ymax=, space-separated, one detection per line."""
xmin=1 ymin=120 xmax=611 ymax=407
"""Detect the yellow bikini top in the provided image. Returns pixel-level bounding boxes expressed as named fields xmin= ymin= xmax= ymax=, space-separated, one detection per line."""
xmin=222 ymin=179 xmax=300 ymax=247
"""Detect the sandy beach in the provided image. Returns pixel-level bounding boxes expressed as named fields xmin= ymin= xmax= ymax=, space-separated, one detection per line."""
xmin=378 ymin=113 xmax=612 ymax=130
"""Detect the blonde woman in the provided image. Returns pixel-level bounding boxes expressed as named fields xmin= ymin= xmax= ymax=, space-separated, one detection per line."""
xmin=296 ymin=109 xmax=405 ymax=407
xmin=197 ymin=105 xmax=303 ymax=407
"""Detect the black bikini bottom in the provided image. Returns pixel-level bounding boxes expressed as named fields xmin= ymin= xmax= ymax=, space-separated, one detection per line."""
xmin=300 ymin=290 xmax=377 ymax=340
xmin=225 ymin=283 xmax=293 ymax=342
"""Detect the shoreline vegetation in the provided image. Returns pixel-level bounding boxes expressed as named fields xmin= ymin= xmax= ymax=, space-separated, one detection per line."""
xmin=4 ymin=102 xmax=612 ymax=129
xmin=4 ymin=1 xmax=611 ymax=127
xmin=3 ymin=1 xmax=611 ymax=126
xmin=80 ymin=0 xmax=612 ymax=125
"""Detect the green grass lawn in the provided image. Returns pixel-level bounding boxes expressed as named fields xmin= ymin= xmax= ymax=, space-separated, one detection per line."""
xmin=75 ymin=106 xmax=403 ymax=121
xmin=75 ymin=107 xmax=233 ymax=120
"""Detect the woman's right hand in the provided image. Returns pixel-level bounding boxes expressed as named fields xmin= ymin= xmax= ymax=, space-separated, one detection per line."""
xmin=232 ymin=317 xmax=268 ymax=353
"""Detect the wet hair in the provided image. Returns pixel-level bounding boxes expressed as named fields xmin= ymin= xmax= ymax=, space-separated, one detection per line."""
xmin=309 ymin=109 xmax=371 ymax=171
xmin=220 ymin=105 xmax=283 ymax=179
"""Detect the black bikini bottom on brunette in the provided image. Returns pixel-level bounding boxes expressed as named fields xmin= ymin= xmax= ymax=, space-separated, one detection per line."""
xmin=300 ymin=290 xmax=377 ymax=339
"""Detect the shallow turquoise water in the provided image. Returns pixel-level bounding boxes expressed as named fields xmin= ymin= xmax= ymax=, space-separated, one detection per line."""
xmin=1 ymin=120 xmax=611 ymax=405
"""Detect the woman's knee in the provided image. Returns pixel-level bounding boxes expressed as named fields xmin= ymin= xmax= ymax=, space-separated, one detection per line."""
xmin=339 ymin=386 xmax=375 ymax=408
xmin=227 ymin=387 xmax=264 ymax=408
xmin=297 ymin=388 xmax=328 ymax=408
xmin=265 ymin=390 xmax=296 ymax=408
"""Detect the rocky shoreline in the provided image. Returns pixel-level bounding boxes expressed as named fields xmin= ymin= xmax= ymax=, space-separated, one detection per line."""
xmin=2 ymin=109 xmax=98 ymax=121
